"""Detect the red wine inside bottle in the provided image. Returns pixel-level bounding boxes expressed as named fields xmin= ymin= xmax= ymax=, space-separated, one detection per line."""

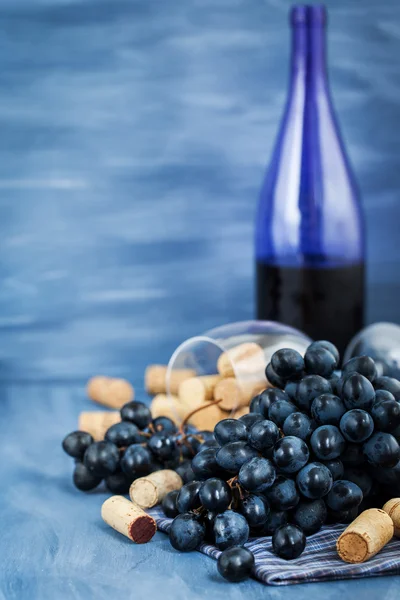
xmin=255 ymin=7 xmax=365 ymax=352
xmin=256 ymin=261 xmax=364 ymax=354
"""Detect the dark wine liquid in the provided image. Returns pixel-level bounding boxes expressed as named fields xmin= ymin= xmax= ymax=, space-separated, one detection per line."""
xmin=256 ymin=262 xmax=364 ymax=354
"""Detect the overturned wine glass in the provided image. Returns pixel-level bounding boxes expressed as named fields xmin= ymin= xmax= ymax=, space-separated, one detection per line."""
xmin=165 ymin=320 xmax=311 ymax=427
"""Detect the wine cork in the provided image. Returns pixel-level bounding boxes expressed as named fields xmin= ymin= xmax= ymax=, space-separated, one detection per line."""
xmin=129 ymin=470 xmax=183 ymax=508
xmin=217 ymin=343 xmax=265 ymax=379
xmin=383 ymin=498 xmax=400 ymax=537
xmin=145 ymin=365 xmax=196 ymax=395
xmin=337 ymin=509 xmax=394 ymax=563
xmin=78 ymin=410 xmax=120 ymax=441
xmin=87 ymin=376 xmax=134 ymax=409
xmin=213 ymin=377 xmax=266 ymax=411
xmin=188 ymin=402 xmax=225 ymax=431
xmin=87 ymin=376 xmax=108 ymax=400
xmin=150 ymin=394 xmax=186 ymax=424
xmin=101 ymin=495 xmax=157 ymax=543
xmin=179 ymin=375 xmax=222 ymax=408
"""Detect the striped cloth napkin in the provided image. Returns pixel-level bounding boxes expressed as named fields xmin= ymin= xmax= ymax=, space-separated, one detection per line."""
xmin=149 ymin=506 xmax=400 ymax=585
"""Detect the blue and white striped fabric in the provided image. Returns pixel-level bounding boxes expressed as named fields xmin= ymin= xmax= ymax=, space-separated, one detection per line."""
xmin=149 ymin=506 xmax=400 ymax=585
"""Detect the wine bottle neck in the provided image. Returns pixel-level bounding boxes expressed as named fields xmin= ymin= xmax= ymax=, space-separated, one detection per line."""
xmin=290 ymin=22 xmax=328 ymax=87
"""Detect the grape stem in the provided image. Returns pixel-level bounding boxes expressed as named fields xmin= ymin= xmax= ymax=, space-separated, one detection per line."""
xmin=227 ymin=476 xmax=245 ymax=504
xmin=178 ymin=399 xmax=222 ymax=434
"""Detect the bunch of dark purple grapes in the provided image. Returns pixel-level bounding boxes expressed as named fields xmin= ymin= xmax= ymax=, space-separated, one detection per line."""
xmin=162 ymin=340 xmax=400 ymax=581
xmin=62 ymin=401 xmax=212 ymax=494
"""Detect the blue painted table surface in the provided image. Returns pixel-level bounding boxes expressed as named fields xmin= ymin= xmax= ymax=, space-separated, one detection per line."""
xmin=1 ymin=0 xmax=400 ymax=598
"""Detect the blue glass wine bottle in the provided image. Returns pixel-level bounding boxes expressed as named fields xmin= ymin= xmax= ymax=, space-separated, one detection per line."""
xmin=255 ymin=4 xmax=365 ymax=353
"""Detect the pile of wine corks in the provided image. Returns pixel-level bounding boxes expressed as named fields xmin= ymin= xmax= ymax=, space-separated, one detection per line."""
xmin=146 ymin=342 xmax=268 ymax=431
xmin=78 ymin=343 xmax=268 ymax=440
xmin=336 ymin=500 xmax=400 ymax=563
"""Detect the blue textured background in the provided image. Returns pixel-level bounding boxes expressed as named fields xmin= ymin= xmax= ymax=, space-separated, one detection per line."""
xmin=1 ymin=0 xmax=400 ymax=598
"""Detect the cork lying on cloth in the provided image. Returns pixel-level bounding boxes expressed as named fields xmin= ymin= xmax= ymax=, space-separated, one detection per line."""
xmin=149 ymin=506 xmax=400 ymax=586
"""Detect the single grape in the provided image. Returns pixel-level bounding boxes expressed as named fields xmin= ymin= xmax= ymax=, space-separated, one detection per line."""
xmin=62 ymin=431 xmax=94 ymax=460
xmin=265 ymin=362 xmax=286 ymax=388
xmin=343 ymin=467 xmax=373 ymax=497
xmin=148 ymin=433 xmax=177 ymax=461
xmin=216 ymin=442 xmax=258 ymax=474
xmin=310 ymin=425 xmax=346 ymax=460
xmin=239 ymin=494 xmax=270 ymax=527
xmin=342 ymin=373 xmax=375 ymax=411
xmin=176 ymin=481 xmax=202 ymax=513
xmin=152 ymin=416 xmax=178 ymax=434
xmin=342 ymin=356 xmax=377 ymax=383
xmin=321 ymin=458 xmax=344 ymax=481
xmin=266 ymin=476 xmax=299 ymax=510
xmin=256 ymin=388 xmax=287 ymax=418
xmin=214 ymin=419 xmax=248 ymax=446
xmin=251 ymin=510 xmax=288 ymax=536
xmin=271 ymin=348 xmax=305 ymax=380
xmin=105 ymin=470 xmax=131 ymax=494
xmin=217 ymin=546 xmax=255 ymax=583
xmin=283 ymin=413 xmax=314 ymax=441
xmin=105 ymin=422 xmax=143 ymax=447
xmin=248 ymin=419 xmax=280 ymax=452
xmin=249 ymin=394 xmax=262 ymax=413
xmin=273 ymin=436 xmax=309 ymax=474
xmin=374 ymin=376 xmax=400 ymax=401
xmin=268 ymin=398 xmax=297 ymax=427
xmin=272 ymin=524 xmax=306 ymax=560
xmin=199 ymin=478 xmax=232 ymax=512
xmin=293 ymin=499 xmax=327 ymax=535
xmin=239 ymin=413 xmax=264 ymax=432
xmin=176 ymin=460 xmax=196 ymax=483
xmin=162 ymin=490 xmax=180 ymax=518
xmin=371 ymin=391 xmax=400 ymax=432
xmin=308 ymin=341 xmax=340 ymax=365
xmin=283 ymin=381 xmax=297 ymax=402
xmin=213 ymin=510 xmax=249 ymax=550
xmin=238 ymin=456 xmax=276 ymax=493
xmin=169 ymin=513 xmax=205 ymax=551
xmin=120 ymin=401 xmax=152 ymax=429
xmin=311 ymin=394 xmax=346 ymax=426
xmin=296 ymin=462 xmax=333 ymax=499
xmin=296 ymin=375 xmax=332 ymax=412
xmin=363 ymin=432 xmax=400 ymax=467
xmin=326 ymin=480 xmax=363 ymax=511
xmin=340 ymin=409 xmax=374 ymax=443
xmin=120 ymin=444 xmax=153 ymax=478
xmin=304 ymin=345 xmax=337 ymax=378
xmin=341 ymin=443 xmax=365 ymax=467
xmin=375 ymin=389 xmax=398 ymax=404
xmin=83 ymin=441 xmax=119 ymax=477
xmin=73 ymin=462 xmax=102 ymax=491
xmin=192 ymin=447 xmax=230 ymax=480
